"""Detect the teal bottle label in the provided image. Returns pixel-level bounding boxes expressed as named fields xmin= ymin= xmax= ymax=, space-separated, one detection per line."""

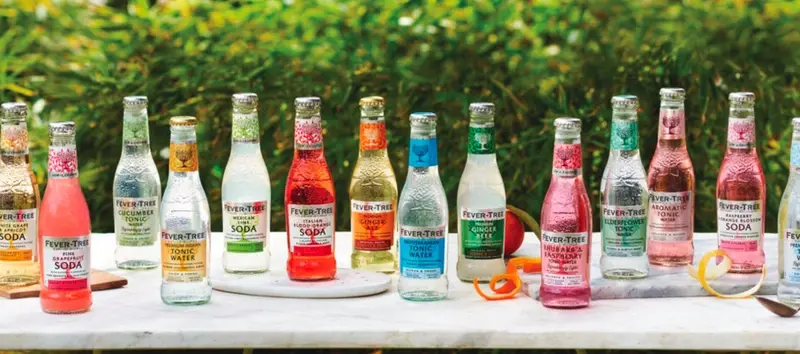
xmin=460 ymin=207 xmax=505 ymax=259
xmin=467 ymin=126 xmax=495 ymax=154
xmin=601 ymin=205 xmax=647 ymax=257
xmin=409 ymin=138 xmax=438 ymax=167
xmin=224 ymin=201 xmax=268 ymax=253
xmin=399 ymin=225 xmax=446 ymax=279
xmin=610 ymin=120 xmax=638 ymax=150
xmin=792 ymin=142 xmax=800 ymax=167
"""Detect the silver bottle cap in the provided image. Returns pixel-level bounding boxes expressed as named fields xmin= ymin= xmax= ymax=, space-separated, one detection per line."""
xmin=469 ymin=102 xmax=495 ymax=115
xmin=1 ymin=102 xmax=27 ymax=121
xmin=611 ymin=95 xmax=639 ymax=109
xmin=793 ymin=117 xmax=800 ymax=130
xmin=659 ymin=88 xmax=686 ymax=101
xmin=49 ymin=121 xmax=76 ymax=137
xmin=295 ymin=97 xmax=321 ymax=112
xmin=410 ymin=112 xmax=437 ymax=123
xmin=729 ymin=92 xmax=756 ymax=103
xmin=123 ymin=96 xmax=148 ymax=111
xmin=554 ymin=117 xmax=581 ymax=131
xmin=232 ymin=93 xmax=258 ymax=110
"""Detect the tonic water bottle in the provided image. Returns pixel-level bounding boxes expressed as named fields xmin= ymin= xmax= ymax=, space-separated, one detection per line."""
xmin=777 ymin=117 xmax=800 ymax=304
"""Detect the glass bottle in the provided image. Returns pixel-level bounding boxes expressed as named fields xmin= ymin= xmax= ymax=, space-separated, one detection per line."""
xmin=397 ymin=112 xmax=448 ymax=301
xmin=0 ymin=102 xmax=40 ymax=287
xmin=600 ymin=96 xmax=648 ymax=279
xmin=456 ymin=102 xmax=506 ymax=282
xmin=113 ymin=96 xmax=161 ymax=270
xmin=160 ymin=116 xmax=211 ymax=305
xmin=778 ymin=118 xmax=800 ymax=305
xmin=349 ymin=96 xmax=397 ymax=273
xmin=647 ymin=88 xmax=695 ymax=266
xmin=222 ymin=93 xmax=271 ymax=274
xmin=540 ymin=118 xmax=592 ymax=309
xmin=285 ymin=97 xmax=336 ymax=280
xmin=716 ymin=92 xmax=765 ymax=273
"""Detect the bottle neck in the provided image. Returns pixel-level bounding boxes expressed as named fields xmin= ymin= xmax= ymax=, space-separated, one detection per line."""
xmin=726 ymin=106 xmax=756 ymax=150
xmin=1 ymin=120 xmax=30 ymax=164
xmin=48 ymin=135 xmax=78 ymax=179
xmin=122 ymin=109 xmax=150 ymax=147
xmin=609 ymin=108 xmax=639 ymax=152
xmin=408 ymin=125 xmax=438 ymax=168
xmin=359 ymin=115 xmax=387 ymax=152
xmin=467 ymin=118 xmax=496 ymax=157
xmin=232 ymin=109 xmax=259 ymax=146
xmin=169 ymin=127 xmax=199 ymax=174
xmin=552 ymin=134 xmax=582 ymax=178
xmin=294 ymin=112 xmax=323 ymax=156
xmin=658 ymin=101 xmax=686 ymax=141
xmin=791 ymin=134 xmax=800 ymax=169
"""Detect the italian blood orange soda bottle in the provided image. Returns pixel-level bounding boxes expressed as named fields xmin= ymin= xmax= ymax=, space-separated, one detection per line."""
xmin=39 ymin=122 xmax=92 ymax=314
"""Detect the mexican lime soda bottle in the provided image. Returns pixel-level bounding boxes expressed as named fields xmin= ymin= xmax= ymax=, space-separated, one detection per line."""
xmin=778 ymin=118 xmax=800 ymax=305
xmin=39 ymin=122 xmax=92 ymax=314
xmin=540 ymin=118 xmax=592 ymax=308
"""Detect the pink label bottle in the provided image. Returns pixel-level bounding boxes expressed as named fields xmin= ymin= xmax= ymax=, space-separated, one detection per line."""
xmin=540 ymin=118 xmax=592 ymax=309
xmin=716 ymin=92 xmax=765 ymax=273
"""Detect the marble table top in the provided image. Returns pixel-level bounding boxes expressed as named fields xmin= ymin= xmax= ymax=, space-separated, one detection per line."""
xmin=1 ymin=231 xmax=799 ymax=350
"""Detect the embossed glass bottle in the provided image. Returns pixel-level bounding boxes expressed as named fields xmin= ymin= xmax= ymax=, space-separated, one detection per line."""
xmin=397 ymin=112 xmax=448 ymax=301
xmin=716 ymin=92 xmax=765 ymax=273
xmin=600 ymin=96 xmax=648 ymax=279
xmin=647 ymin=88 xmax=695 ymax=266
xmin=160 ymin=116 xmax=211 ymax=305
xmin=457 ymin=103 xmax=505 ymax=282
xmin=540 ymin=118 xmax=592 ymax=309
xmin=113 ymin=96 xmax=161 ymax=270
xmin=778 ymin=118 xmax=800 ymax=305
xmin=349 ymin=96 xmax=397 ymax=273
xmin=0 ymin=102 xmax=40 ymax=287
xmin=222 ymin=93 xmax=270 ymax=274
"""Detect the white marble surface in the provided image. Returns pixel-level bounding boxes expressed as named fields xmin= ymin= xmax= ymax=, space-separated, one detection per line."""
xmin=212 ymin=268 xmax=391 ymax=298
xmin=1 ymin=231 xmax=800 ymax=350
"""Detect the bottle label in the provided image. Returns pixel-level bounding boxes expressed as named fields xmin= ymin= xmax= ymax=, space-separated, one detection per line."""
xmin=295 ymin=117 xmax=323 ymax=150
xmin=223 ymin=201 xmax=268 ymax=253
xmin=610 ymin=120 xmax=638 ymax=150
xmin=122 ymin=118 xmax=149 ymax=145
xmin=658 ymin=109 xmax=685 ymax=140
xmin=42 ymin=236 xmax=90 ymax=291
xmin=717 ymin=199 xmax=763 ymax=252
xmin=648 ymin=191 xmax=692 ymax=242
xmin=541 ymin=231 xmax=589 ymax=287
xmin=784 ymin=229 xmax=800 ymax=283
xmin=398 ymin=225 xmax=446 ymax=279
xmin=0 ymin=209 xmax=37 ymax=262
xmin=232 ymin=116 xmax=259 ymax=143
xmin=161 ymin=230 xmax=207 ymax=283
xmin=1 ymin=124 xmax=28 ymax=155
xmin=169 ymin=142 xmax=198 ymax=172
xmin=351 ymin=200 xmax=394 ymax=251
xmin=359 ymin=121 xmax=387 ymax=150
xmin=460 ymin=207 xmax=504 ymax=259
xmin=552 ymin=143 xmax=582 ymax=177
xmin=114 ymin=197 xmax=159 ymax=247
xmin=601 ymin=205 xmax=647 ymax=257
xmin=408 ymin=137 xmax=438 ymax=167
xmin=48 ymin=145 xmax=78 ymax=179
xmin=727 ymin=117 xmax=755 ymax=149
xmin=792 ymin=141 xmax=800 ymax=167
xmin=467 ymin=126 xmax=496 ymax=154
xmin=288 ymin=203 xmax=334 ymax=256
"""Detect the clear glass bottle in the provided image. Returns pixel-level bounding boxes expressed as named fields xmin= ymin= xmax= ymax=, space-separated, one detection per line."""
xmin=0 ymin=102 xmax=40 ymax=287
xmin=222 ymin=93 xmax=270 ymax=274
xmin=397 ymin=112 xmax=448 ymax=301
xmin=113 ymin=96 xmax=161 ymax=270
xmin=349 ymin=96 xmax=397 ymax=273
xmin=160 ymin=116 xmax=211 ymax=305
xmin=456 ymin=102 xmax=506 ymax=282
xmin=600 ymin=96 xmax=649 ymax=279
xmin=778 ymin=118 xmax=800 ymax=304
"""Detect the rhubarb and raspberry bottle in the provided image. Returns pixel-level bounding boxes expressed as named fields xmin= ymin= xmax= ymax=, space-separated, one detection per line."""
xmin=285 ymin=97 xmax=336 ymax=281
xmin=716 ymin=92 xmax=765 ymax=273
xmin=540 ymin=118 xmax=592 ymax=309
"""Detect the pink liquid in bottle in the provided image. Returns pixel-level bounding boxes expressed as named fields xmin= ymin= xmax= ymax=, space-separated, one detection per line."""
xmin=38 ymin=122 xmax=92 ymax=314
xmin=540 ymin=118 xmax=592 ymax=309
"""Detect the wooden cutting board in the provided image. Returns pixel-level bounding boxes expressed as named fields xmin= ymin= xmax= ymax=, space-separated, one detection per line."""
xmin=0 ymin=269 xmax=127 ymax=299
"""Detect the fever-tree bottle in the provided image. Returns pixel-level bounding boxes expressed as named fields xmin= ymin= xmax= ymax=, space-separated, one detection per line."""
xmin=113 ymin=96 xmax=161 ymax=270
xmin=777 ymin=117 xmax=800 ymax=304
xmin=349 ymin=96 xmax=397 ymax=273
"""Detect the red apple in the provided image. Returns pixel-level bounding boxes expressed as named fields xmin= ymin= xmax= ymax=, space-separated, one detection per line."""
xmin=505 ymin=205 xmax=541 ymax=257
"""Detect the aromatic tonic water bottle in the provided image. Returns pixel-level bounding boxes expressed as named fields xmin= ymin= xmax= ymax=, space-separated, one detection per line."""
xmin=349 ymin=96 xmax=397 ymax=273
xmin=222 ymin=93 xmax=270 ymax=274
xmin=716 ymin=92 xmax=766 ymax=273
xmin=286 ymin=97 xmax=336 ymax=280
xmin=647 ymin=88 xmax=695 ymax=266
xmin=540 ymin=118 xmax=592 ymax=309
xmin=600 ymin=96 xmax=648 ymax=279
xmin=397 ymin=112 xmax=448 ymax=301
xmin=113 ymin=96 xmax=161 ymax=270
xmin=778 ymin=118 xmax=800 ymax=305
xmin=456 ymin=103 xmax=505 ymax=282
xmin=0 ymin=103 xmax=40 ymax=287
xmin=160 ymin=116 xmax=211 ymax=305
xmin=39 ymin=122 xmax=92 ymax=314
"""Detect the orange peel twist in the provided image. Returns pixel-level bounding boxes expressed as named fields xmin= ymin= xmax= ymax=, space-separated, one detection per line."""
xmin=474 ymin=257 xmax=541 ymax=301
xmin=688 ymin=249 xmax=766 ymax=299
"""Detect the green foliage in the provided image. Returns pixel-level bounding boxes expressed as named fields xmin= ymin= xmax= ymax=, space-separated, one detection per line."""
xmin=0 ymin=0 xmax=798 ymax=233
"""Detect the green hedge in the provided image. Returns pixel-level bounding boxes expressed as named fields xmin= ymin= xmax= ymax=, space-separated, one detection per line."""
xmin=0 ymin=0 xmax=798 ymax=233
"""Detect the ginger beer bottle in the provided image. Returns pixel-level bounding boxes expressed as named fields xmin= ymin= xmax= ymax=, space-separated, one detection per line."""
xmin=113 ymin=96 xmax=161 ymax=270
xmin=0 ymin=102 xmax=40 ymax=287
xmin=778 ymin=118 xmax=800 ymax=305
xmin=160 ymin=116 xmax=211 ymax=305
xmin=222 ymin=93 xmax=270 ymax=274
xmin=349 ymin=96 xmax=397 ymax=273
xmin=456 ymin=103 xmax=506 ymax=282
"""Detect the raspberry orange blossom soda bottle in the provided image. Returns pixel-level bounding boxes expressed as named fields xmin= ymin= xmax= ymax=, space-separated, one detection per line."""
xmin=716 ymin=92 xmax=765 ymax=273
xmin=540 ymin=118 xmax=592 ymax=309
xmin=39 ymin=122 xmax=92 ymax=314
xmin=285 ymin=97 xmax=336 ymax=280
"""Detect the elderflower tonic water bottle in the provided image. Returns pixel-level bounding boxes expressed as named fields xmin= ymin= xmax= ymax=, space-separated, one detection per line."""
xmin=778 ymin=118 xmax=800 ymax=305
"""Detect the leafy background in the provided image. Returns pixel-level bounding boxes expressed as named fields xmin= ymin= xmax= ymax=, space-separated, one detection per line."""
xmin=0 ymin=0 xmax=798 ymax=234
